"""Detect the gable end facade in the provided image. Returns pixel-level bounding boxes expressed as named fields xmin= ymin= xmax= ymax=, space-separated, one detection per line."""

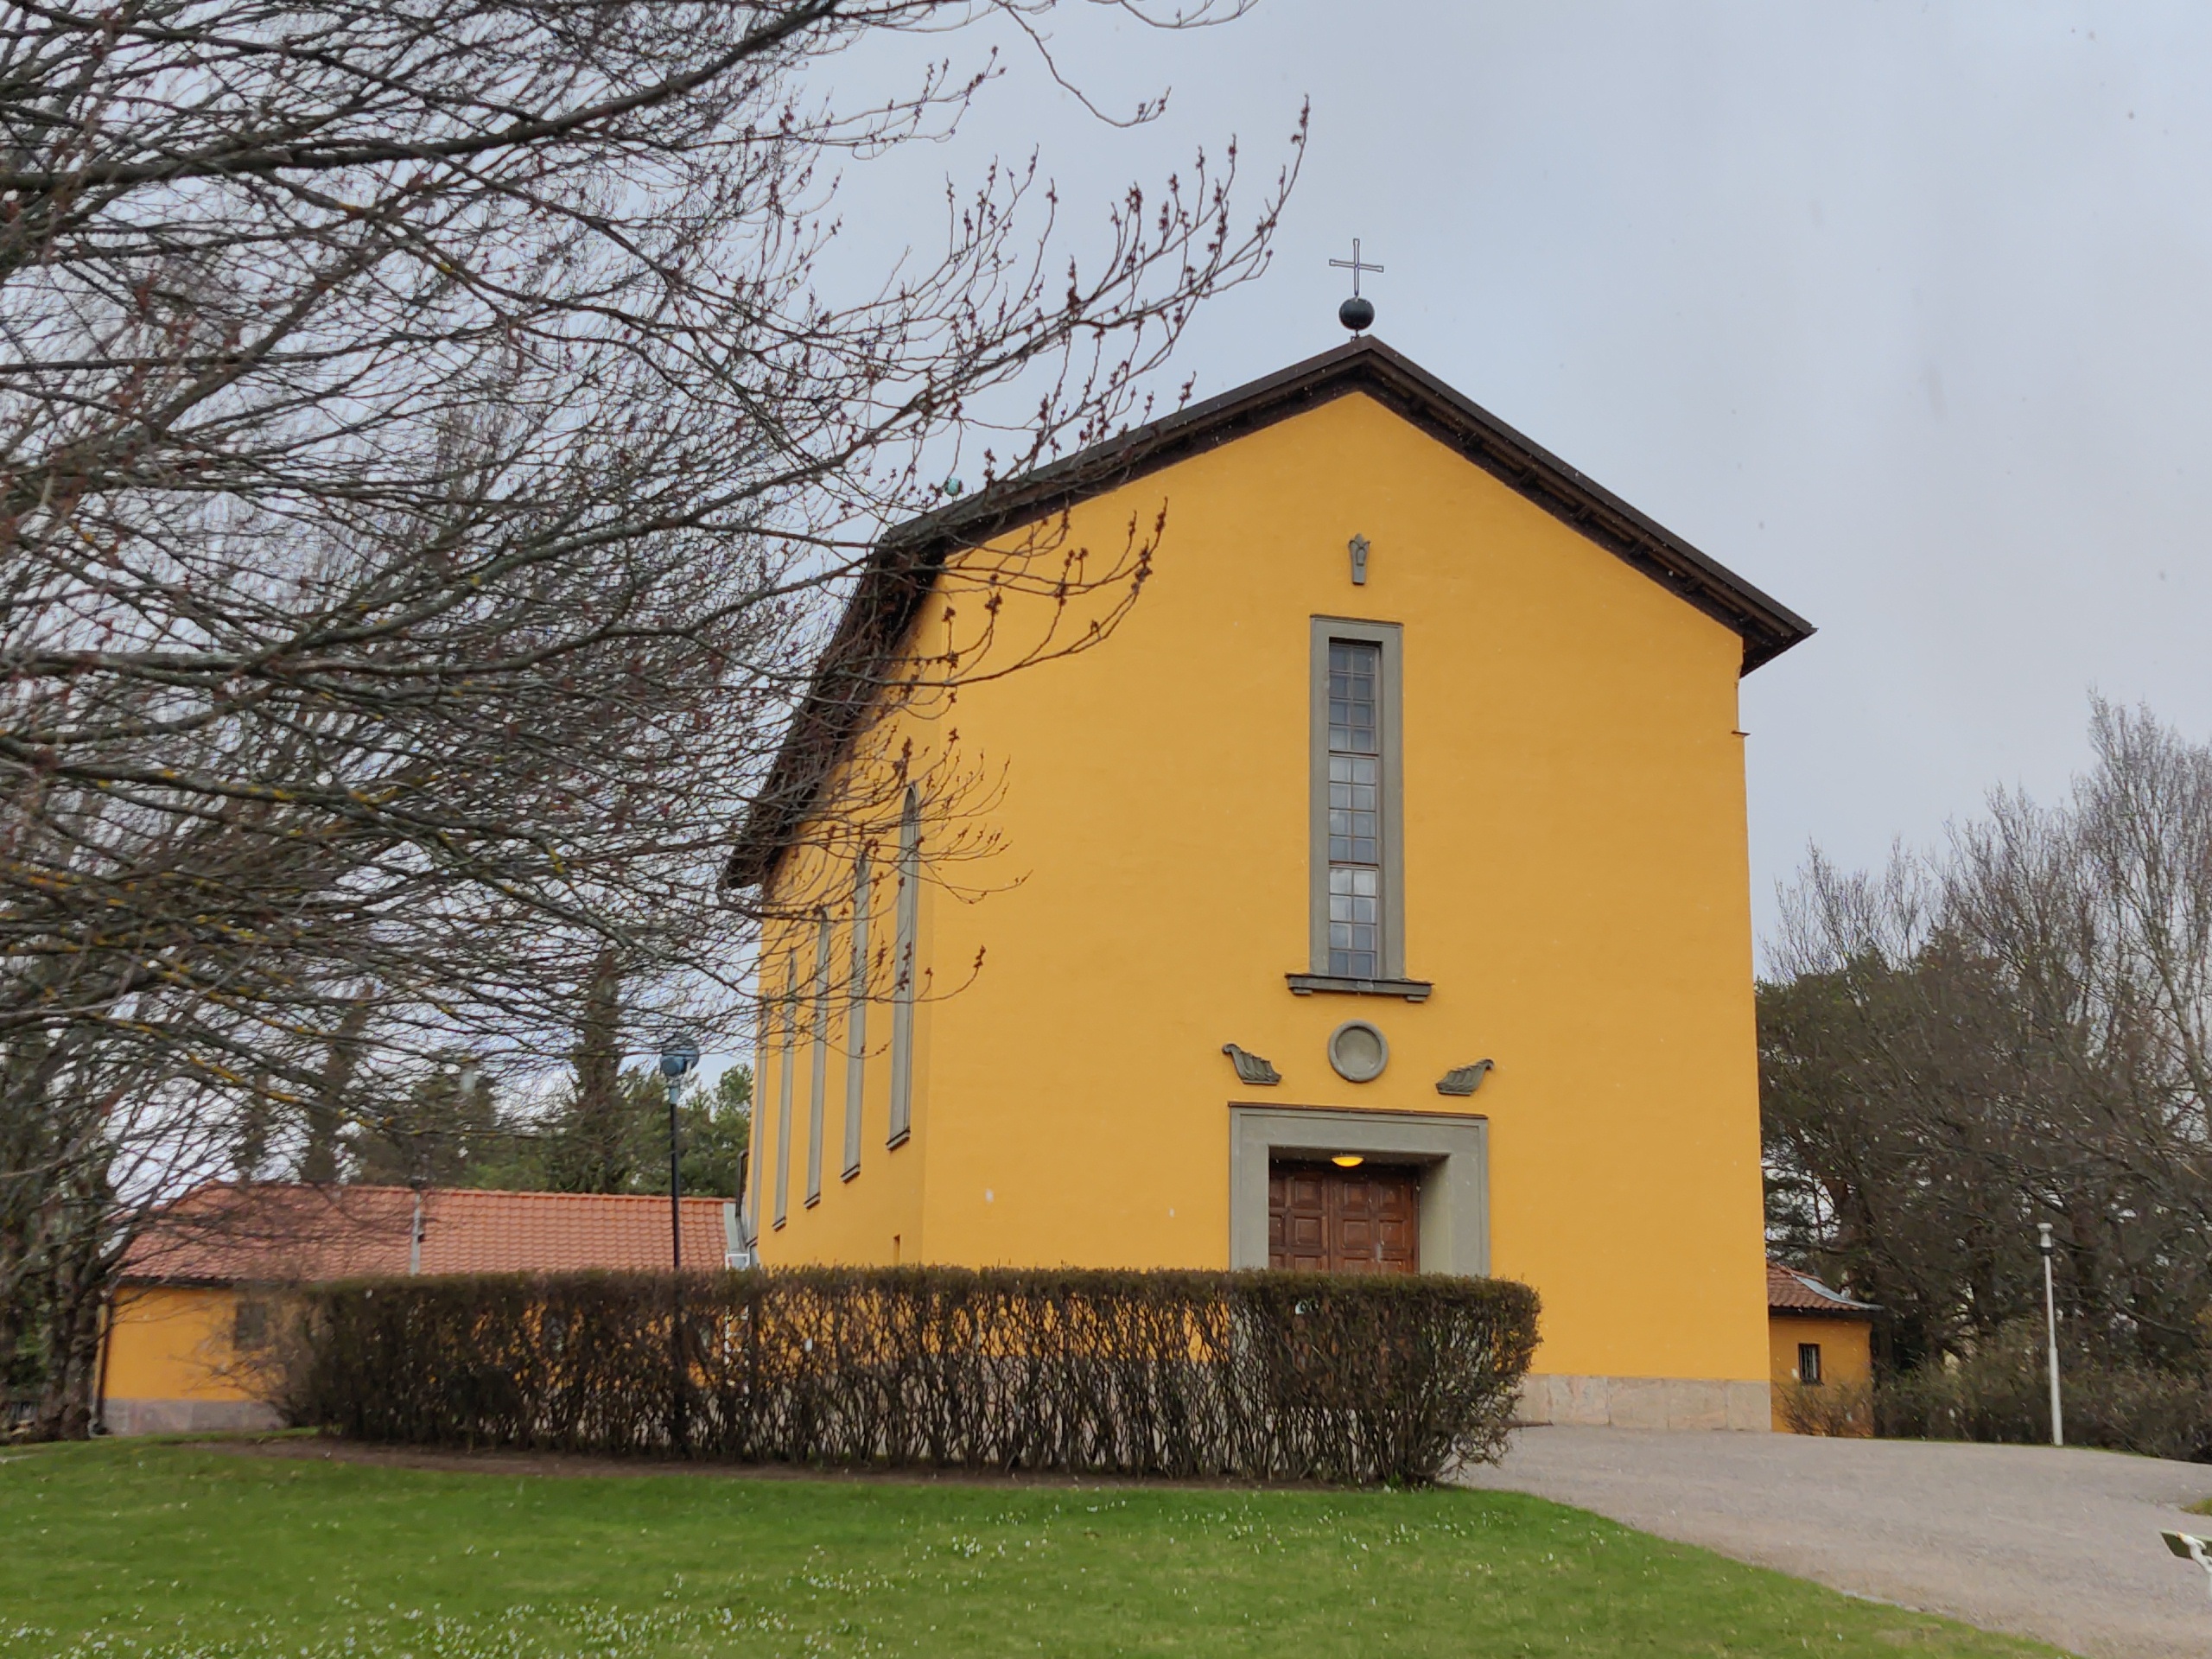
xmin=724 ymin=337 xmax=1810 ymax=893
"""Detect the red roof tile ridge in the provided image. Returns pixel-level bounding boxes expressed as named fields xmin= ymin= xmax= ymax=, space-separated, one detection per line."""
xmin=125 ymin=1182 xmax=741 ymax=1285
xmin=1767 ymin=1258 xmax=1879 ymax=1313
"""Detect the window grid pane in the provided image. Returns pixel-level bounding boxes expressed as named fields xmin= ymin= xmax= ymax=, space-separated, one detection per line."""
xmin=1326 ymin=641 xmax=1383 ymax=978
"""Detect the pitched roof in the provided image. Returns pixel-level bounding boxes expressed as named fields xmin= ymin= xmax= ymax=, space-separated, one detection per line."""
xmin=123 ymin=1184 xmax=737 ymax=1285
xmin=1768 ymin=1259 xmax=1879 ymax=1316
xmin=722 ymin=335 xmax=1814 ymax=891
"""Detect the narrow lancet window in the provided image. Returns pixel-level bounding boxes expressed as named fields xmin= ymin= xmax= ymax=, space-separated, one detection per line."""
xmin=842 ymin=855 xmax=869 ymax=1180
xmin=1326 ymin=640 xmax=1384 ymax=979
xmin=1308 ymin=619 xmax=1403 ymax=985
xmin=887 ymin=785 xmax=920 ymax=1146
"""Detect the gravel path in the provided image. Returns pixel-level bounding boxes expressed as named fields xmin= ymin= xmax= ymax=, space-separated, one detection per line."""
xmin=1458 ymin=1427 xmax=2212 ymax=1658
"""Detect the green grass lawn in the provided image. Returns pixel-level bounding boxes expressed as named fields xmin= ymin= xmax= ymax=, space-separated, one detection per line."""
xmin=1 ymin=1438 xmax=2061 ymax=1659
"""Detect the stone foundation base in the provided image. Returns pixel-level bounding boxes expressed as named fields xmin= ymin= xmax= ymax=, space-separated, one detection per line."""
xmin=1516 ymin=1374 xmax=1770 ymax=1432
xmin=102 ymin=1397 xmax=283 ymax=1436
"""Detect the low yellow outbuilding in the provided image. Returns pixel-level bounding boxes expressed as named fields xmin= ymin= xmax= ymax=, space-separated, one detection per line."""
xmin=1767 ymin=1260 xmax=1878 ymax=1433
xmin=100 ymin=1184 xmax=739 ymax=1433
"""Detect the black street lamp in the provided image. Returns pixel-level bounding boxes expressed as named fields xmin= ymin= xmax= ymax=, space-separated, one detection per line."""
xmin=658 ymin=1035 xmax=700 ymax=1458
xmin=658 ymin=1036 xmax=700 ymax=1268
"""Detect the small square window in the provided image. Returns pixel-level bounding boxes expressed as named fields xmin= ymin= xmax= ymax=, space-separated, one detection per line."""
xmin=1797 ymin=1342 xmax=1822 ymax=1386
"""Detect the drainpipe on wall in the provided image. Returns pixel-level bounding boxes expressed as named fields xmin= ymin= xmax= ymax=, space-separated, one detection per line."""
xmin=409 ymin=1188 xmax=424 ymax=1276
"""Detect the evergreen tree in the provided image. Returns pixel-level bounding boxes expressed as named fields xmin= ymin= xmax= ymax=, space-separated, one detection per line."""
xmin=299 ymin=1001 xmax=371 ymax=1185
xmin=544 ymin=953 xmax=642 ymax=1193
xmin=349 ymin=1064 xmax=506 ymax=1188
xmin=633 ymin=1066 xmax=753 ymax=1199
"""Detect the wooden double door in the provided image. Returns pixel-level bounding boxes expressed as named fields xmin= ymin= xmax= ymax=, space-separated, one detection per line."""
xmin=1268 ymin=1160 xmax=1420 ymax=1274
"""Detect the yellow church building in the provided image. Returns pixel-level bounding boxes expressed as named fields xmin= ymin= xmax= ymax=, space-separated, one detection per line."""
xmin=723 ymin=335 xmax=1811 ymax=1431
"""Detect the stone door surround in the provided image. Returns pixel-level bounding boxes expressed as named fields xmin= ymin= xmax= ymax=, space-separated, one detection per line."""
xmin=1228 ymin=1103 xmax=1488 ymax=1277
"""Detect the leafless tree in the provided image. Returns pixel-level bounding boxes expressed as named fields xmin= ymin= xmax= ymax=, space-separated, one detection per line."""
xmin=0 ymin=0 xmax=1300 ymax=1433
xmin=1763 ymin=700 xmax=2212 ymax=1372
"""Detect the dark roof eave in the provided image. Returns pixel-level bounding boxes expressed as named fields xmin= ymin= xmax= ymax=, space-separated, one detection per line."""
xmin=1770 ymin=1301 xmax=1881 ymax=1319
xmin=721 ymin=336 xmax=1814 ymax=891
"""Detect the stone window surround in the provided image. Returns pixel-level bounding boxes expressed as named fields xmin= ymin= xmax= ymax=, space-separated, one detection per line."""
xmin=1227 ymin=1102 xmax=1488 ymax=1277
xmin=743 ymin=992 xmax=767 ymax=1243
xmin=772 ymin=957 xmax=795 ymax=1229
xmin=1308 ymin=617 xmax=1407 ymax=984
xmin=887 ymin=784 xmax=921 ymax=1147
xmin=805 ymin=912 xmax=831 ymax=1207
xmin=842 ymin=853 xmax=870 ymax=1182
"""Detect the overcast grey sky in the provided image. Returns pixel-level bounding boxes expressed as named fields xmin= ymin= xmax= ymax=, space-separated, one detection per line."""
xmin=823 ymin=1 xmax=2212 ymax=961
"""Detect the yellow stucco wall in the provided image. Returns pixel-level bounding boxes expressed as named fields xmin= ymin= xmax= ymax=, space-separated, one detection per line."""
xmin=753 ymin=387 xmax=1773 ymax=1391
xmin=103 ymin=1285 xmax=248 ymax=1403
xmin=1769 ymin=1313 xmax=1875 ymax=1431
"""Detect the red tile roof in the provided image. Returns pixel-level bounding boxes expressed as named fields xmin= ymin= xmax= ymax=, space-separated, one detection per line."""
xmin=124 ymin=1184 xmax=739 ymax=1285
xmin=1768 ymin=1259 xmax=1878 ymax=1315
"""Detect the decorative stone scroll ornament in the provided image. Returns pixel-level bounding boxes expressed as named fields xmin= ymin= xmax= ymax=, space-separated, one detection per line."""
xmin=1435 ymin=1060 xmax=1495 ymax=1096
xmin=1348 ymin=533 xmax=1371 ymax=586
xmin=1221 ymin=1044 xmax=1282 ymax=1086
xmin=1326 ymin=1020 xmax=1389 ymax=1084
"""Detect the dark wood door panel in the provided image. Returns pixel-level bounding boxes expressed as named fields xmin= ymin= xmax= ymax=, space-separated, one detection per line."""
xmin=1266 ymin=1160 xmax=1420 ymax=1274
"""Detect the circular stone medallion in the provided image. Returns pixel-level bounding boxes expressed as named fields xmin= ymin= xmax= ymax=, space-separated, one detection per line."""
xmin=1327 ymin=1020 xmax=1389 ymax=1084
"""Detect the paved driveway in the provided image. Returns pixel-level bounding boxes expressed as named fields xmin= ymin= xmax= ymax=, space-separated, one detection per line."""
xmin=1458 ymin=1427 xmax=2212 ymax=1658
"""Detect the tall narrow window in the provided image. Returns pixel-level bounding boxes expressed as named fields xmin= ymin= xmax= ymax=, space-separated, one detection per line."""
xmin=772 ymin=955 xmax=795 ymax=1228
xmin=1326 ymin=640 xmax=1383 ymax=978
xmin=805 ymin=912 xmax=831 ymax=1206
xmin=887 ymin=785 xmax=920 ymax=1147
xmin=744 ymin=988 xmax=768 ymax=1243
xmin=1308 ymin=620 xmax=1406 ymax=985
xmin=842 ymin=854 xmax=870 ymax=1181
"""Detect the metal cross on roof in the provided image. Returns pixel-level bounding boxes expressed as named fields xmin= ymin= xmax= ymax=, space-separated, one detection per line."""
xmin=1329 ymin=238 xmax=1384 ymax=297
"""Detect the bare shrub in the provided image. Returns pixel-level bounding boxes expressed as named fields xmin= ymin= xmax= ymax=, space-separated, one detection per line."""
xmin=275 ymin=1268 xmax=1540 ymax=1485
xmin=1875 ymin=1321 xmax=2212 ymax=1462
xmin=1775 ymin=1378 xmax=1872 ymax=1437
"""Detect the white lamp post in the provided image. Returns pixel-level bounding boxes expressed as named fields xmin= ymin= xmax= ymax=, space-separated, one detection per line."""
xmin=2037 ymin=1221 xmax=2062 ymax=1448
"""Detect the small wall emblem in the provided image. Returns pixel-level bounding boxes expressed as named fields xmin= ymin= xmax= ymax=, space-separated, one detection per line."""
xmin=1326 ymin=1020 xmax=1389 ymax=1084
xmin=1436 ymin=1060 xmax=1495 ymax=1096
xmin=1222 ymin=1043 xmax=1281 ymax=1086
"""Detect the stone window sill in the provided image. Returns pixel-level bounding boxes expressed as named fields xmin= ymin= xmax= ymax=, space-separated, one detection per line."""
xmin=1284 ymin=973 xmax=1433 ymax=1003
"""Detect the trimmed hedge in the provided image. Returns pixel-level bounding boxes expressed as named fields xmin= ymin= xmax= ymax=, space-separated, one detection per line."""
xmin=269 ymin=1267 xmax=1540 ymax=1485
